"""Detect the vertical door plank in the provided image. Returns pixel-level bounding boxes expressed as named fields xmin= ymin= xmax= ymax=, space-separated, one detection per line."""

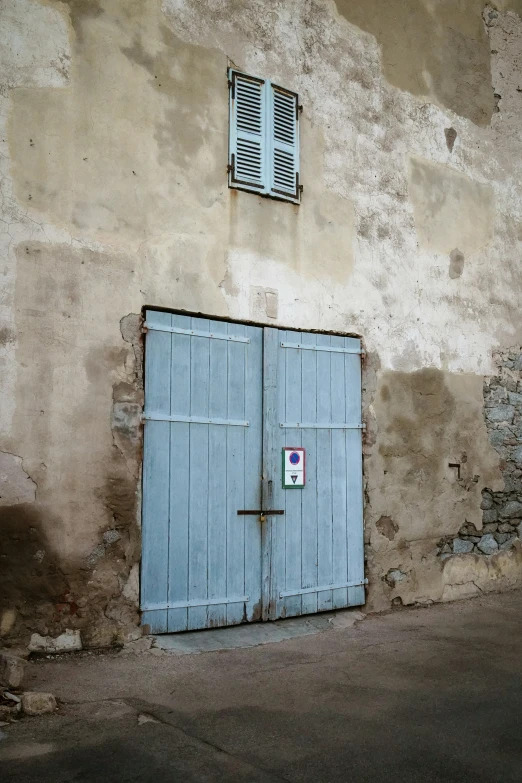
xmin=187 ymin=318 xmax=210 ymax=630
xmin=345 ymin=346 xmax=365 ymax=607
xmin=167 ymin=314 xmax=192 ymax=632
xmin=141 ymin=310 xmax=172 ymax=633
xmin=316 ymin=334 xmax=333 ymax=612
xmin=226 ymin=322 xmax=247 ymax=626
xmin=300 ymin=333 xmax=318 ymax=616
xmin=206 ymin=329 xmax=228 ymax=628
xmin=330 ymin=335 xmax=348 ymax=610
xmin=273 ymin=332 xmax=287 ymax=618
xmin=262 ymin=328 xmax=279 ymax=621
xmin=283 ymin=333 xmax=303 ymax=617
xmin=244 ymin=325 xmax=263 ymax=621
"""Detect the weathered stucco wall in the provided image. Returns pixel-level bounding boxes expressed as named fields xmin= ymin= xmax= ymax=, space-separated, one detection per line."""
xmin=1 ymin=0 xmax=522 ymax=645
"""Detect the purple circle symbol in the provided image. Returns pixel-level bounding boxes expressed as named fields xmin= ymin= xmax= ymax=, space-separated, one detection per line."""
xmin=289 ymin=451 xmax=300 ymax=465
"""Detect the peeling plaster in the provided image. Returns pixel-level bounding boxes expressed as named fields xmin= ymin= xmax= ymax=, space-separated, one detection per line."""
xmin=0 ymin=451 xmax=37 ymax=505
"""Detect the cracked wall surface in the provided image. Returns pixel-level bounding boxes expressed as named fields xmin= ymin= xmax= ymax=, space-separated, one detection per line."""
xmin=1 ymin=0 xmax=522 ymax=644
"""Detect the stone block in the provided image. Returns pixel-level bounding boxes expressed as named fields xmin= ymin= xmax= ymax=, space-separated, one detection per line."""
xmin=477 ymin=534 xmax=499 ymax=555
xmin=498 ymin=523 xmax=514 ymax=533
xmin=512 ymin=445 xmax=522 ymax=465
xmin=499 ymin=501 xmax=522 ymax=519
xmin=28 ymin=629 xmax=82 ymax=655
xmin=489 ymin=430 xmax=506 ymax=447
xmin=453 ymin=539 xmax=474 ymax=554
xmin=482 ymin=510 xmax=498 ymax=524
xmin=482 ymin=521 xmax=498 ymax=532
xmin=21 ymin=692 xmax=56 ymax=716
xmin=0 ymin=653 xmax=25 ymax=689
xmin=508 ymin=391 xmax=522 ymax=406
xmin=486 ymin=386 xmax=508 ymax=405
xmin=495 ymin=532 xmax=510 ymax=544
xmin=486 ymin=405 xmax=515 ymax=423
xmin=480 ymin=493 xmax=493 ymax=510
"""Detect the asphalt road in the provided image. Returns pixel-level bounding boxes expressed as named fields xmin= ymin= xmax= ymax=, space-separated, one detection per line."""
xmin=2 ymin=590 xmax=522 ymax=782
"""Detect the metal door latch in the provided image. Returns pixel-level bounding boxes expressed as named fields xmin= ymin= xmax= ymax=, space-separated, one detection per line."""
xmin=237 ymin=509 xmax=285 ymax=523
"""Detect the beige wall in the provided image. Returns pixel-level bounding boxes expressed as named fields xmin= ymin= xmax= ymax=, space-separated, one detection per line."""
xmin=1 ymin=0 xmax=522 ymax=645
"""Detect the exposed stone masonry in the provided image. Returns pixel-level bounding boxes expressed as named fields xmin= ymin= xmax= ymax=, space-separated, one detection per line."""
xmin=438 ymin=348 xmax=522 ymax=558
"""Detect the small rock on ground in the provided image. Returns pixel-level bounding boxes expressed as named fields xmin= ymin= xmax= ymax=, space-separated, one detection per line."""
xmin=21 ymin=692 xmax=57 ymax=716
xmin=28 ymin=629 xmax=82 ymax=655
xmin=0 ymin=653 xmax=25 ymax=689
xmin=137 ymin=712 xmax=160 ymax=725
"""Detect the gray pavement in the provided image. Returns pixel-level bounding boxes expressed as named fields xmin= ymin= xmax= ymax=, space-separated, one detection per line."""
xmin=2 ymin=590 xmax=522 ymax=781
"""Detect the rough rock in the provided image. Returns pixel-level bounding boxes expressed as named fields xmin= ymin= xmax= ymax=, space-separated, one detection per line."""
xmin=0 ymin=653 xmax=25 ymax=689
xmin=385 ymin=569 xmax=407 ymax=587
xmin=103 ymin=529 xmax=122 ymax=545
xmin=21 ymin=692 xmax=57 ymax=716
xmin=453 ymin=539 xmax=474 ymax=554
xmin=0 ymin=704 xmax=19 ymax=721
xmin=486 ymin=405 xmax=515 ymax=422
xmin=499 ymin=501 xmax=522 ymax=519
xmin=477 ymin=534 xmax=499 ymax=555
xmin=28 ymin=629 xmax=82 ymax=655
xmin=480 ymin=493 xmax=493 ymax=510
xmin=498 ymin=523 xmax=514 ymax=533
xmin=137 ymin=712 xmax=160 ymax=725
xmin=512 ymin=445 xmax=522 ymax=464
xmin=482 ymin=510 xmax=498 ymax=523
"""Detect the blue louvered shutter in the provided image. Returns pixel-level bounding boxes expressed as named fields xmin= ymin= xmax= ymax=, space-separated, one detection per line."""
xmin=229 ymin=70 xmax=266 ymax=192
xmin=269 ymin=84 xmax=300 ymax=203
xmin=228 ymin=70 xmax=301 ymax=204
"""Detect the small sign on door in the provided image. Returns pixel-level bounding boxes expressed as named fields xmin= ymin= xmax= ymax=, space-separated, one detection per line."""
xmin=282 ymin=447 xmax=306 ymax=488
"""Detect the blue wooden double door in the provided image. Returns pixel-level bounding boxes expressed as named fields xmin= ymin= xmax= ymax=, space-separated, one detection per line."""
xmin=141 ymin=311 xmax=365 ymax=633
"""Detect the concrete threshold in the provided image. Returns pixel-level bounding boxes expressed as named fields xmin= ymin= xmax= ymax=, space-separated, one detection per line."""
xmin=153 ymin=608 xmax=364 ymax=654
